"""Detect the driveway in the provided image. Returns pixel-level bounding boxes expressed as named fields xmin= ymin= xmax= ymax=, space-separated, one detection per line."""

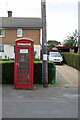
xmin=1 ymin=64 xmax=79 ymax=118
xmin=56 ymin=64 xmax=78 ymax=87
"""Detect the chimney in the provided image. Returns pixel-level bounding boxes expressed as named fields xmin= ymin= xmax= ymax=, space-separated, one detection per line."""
xmin=8 ymin=11 xmax=12 ymax=17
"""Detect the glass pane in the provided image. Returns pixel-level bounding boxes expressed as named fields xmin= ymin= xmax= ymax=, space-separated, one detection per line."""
xmin=18 ymin=67 xmax=27 ymax=70
xmin=17 ymin=29 xmax=22 ymax=37
xmin=20 ymin=63 xmax=27 ymax=66
xmin=2 ymin=45 xmax=4 ymax=52
xmin=19 ymin=58 xmax=27 ymax=62
xmin=0 ymin=45 xmax=4 ymax=52
xmin=0 ymin=30 xmax=1 ymax=35
xmin=20 ymin=54 xmax=27 ymax=58
xmin=1 ymin=29 xmax=4 ymax=35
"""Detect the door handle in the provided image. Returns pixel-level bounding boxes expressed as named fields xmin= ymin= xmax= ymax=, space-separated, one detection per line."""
xmin=16 ymin=63 xmax=19 ymax=66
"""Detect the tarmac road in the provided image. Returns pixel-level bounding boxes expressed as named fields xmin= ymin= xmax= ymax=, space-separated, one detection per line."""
xmin=1 ymin=64 xmax=79 ymax=118
xmin=2 ymin=85 xmax=78 ymax=118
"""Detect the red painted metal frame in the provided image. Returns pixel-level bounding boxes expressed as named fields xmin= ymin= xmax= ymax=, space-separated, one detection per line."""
xmin=14 ymin=38 xmax=34 ymax=89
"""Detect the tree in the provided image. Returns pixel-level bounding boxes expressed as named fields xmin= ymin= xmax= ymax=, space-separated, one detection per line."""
xmin=63 ymin=30 xmax=79 ymax=48
xmin=47 ymin=40 xmax=61 ymax=49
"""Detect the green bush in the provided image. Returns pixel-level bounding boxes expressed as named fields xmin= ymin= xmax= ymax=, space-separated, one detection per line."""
xmin=34 ymin=58 xmax=40 ymax=61
xmin=2 ymin=61 xmax=55 ymax=84
xmin=0 ymin=56 xmax=2 ymax=59
xmin=5 ymin=55 xmax=7 ymax=60
xmin=61 ymin=52 xmax=80 ymax=71
xmin=77 ymin=55 xmax=80 ymax=71
xmin=2 ymin=62 xmax=14 ymax=84
xmin=34 ymin=61 xmax=54 ymax=84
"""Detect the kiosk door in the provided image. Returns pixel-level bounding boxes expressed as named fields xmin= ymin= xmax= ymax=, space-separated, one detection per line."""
xmin=14 ymin=38 xmax=33 ymax=89
xmin=15 ymin=47 xmax=31 ymax=88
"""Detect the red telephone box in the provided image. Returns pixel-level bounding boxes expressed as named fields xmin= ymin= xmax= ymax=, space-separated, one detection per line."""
xmin=14 ymin=38 xmax=34 ymax=89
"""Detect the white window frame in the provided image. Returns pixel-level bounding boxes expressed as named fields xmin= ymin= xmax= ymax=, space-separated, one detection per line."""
xmin=17 ymin=28 xmax=22 ymax=37
xmin=0 ymin=28 xmax=5 ymax=37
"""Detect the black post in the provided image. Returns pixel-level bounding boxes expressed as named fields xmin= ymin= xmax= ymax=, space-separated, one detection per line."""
xmin=41 ymin=0 xmax=48 ymax=87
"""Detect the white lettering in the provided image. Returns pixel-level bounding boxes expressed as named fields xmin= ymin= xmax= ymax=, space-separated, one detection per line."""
xmin=20 ymin=49 xmax=28 ymax=53
xmin=17 ymin=43 xmax=31 ymax=45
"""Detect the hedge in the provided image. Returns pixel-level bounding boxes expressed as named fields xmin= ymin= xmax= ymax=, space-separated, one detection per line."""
xmin=1 ymin=61 xmax=55 ymax=84
xmin=61 ymin=52 xmax=80 ymax=71
xmin=34 ymin=58 xmax=40 ymax=61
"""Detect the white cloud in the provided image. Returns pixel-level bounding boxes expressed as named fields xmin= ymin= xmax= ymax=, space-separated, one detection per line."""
xmin=47 ymin=0 xmax=79 ymax=4
xmin=46 ymin=0 xmax=78 ymax=42
xmin=0 ymin=0 xmax=78 ymax=43
xmin=47 ymin=12 xmax=78 ymax=42
xmin=0 ymin=0 xmax=41 ymax=17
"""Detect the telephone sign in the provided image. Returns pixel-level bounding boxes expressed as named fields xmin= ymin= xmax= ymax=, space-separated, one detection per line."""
xmin=14 ymin=38 xmax=34 ymax=89
xmin=20 ymin=49 xmax=28 ymax=53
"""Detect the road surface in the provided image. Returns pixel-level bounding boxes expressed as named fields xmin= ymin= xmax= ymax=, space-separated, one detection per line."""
xmin=1 ymin=64 xmax=79 ymax=118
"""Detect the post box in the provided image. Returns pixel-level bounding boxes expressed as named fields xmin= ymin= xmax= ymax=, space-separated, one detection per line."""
xmin=14 ymin=38 xmax=34 ymax=89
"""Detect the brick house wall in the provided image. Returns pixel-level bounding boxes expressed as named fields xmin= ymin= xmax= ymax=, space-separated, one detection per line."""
xmin=0 ymin=29 xmax=40 ymax=45
xmin=0 ymin=29 xmax=41 ymax=59
xmin=0 ymin=14 xmax=42 ymax=59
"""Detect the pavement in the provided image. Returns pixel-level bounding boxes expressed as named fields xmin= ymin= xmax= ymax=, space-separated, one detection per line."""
xmin=1 ymin=64 xmax=79 ymax=118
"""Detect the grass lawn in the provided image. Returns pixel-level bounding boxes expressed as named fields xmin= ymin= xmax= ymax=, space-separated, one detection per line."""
xmin=0 ymin=61 xmax=14 ymax=63
xmin=0 ymin=61 xmax=53 ymax=64
xmin=0 ymin=60 xmax=54 ymax=64
xmin=0 ymin=61 xmax=42 ymax=64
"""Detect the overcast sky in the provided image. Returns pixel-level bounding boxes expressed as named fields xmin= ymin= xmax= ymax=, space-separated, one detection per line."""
xmin=0 ymin=0 xmax=79 ymax=43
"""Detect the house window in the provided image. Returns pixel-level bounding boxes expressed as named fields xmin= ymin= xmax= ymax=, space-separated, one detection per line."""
xmin=0 ymin=29 xmax=5 ymax=37
xmin=17 ymin=28 xmax=22 ymax=37
xmin=0 ymin=45 xmax=4 ymax=52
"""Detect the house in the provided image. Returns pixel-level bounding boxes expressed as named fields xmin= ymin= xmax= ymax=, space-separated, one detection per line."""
xmin=0 ymin=11 xmax=42 ymax=59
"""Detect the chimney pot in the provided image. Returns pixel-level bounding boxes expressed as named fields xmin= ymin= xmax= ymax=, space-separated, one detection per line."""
xmin=8 ymin=11 xmax=12 ymax=17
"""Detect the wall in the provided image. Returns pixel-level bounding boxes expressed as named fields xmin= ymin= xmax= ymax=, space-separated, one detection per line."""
xmin=0 ymin=29 xmax=40 ymax=45
xmin=0 ymin=29 xmax=41 ymax=59
xmin=34 ymin=45 xmax=41 ymax=58
xmin=0 ymin=45 xmax=14 ymax=59
xmin=23 ymin=29 xmax=40 ymax=45
xmin=0 ymin=45 xmax=40 ymax=59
